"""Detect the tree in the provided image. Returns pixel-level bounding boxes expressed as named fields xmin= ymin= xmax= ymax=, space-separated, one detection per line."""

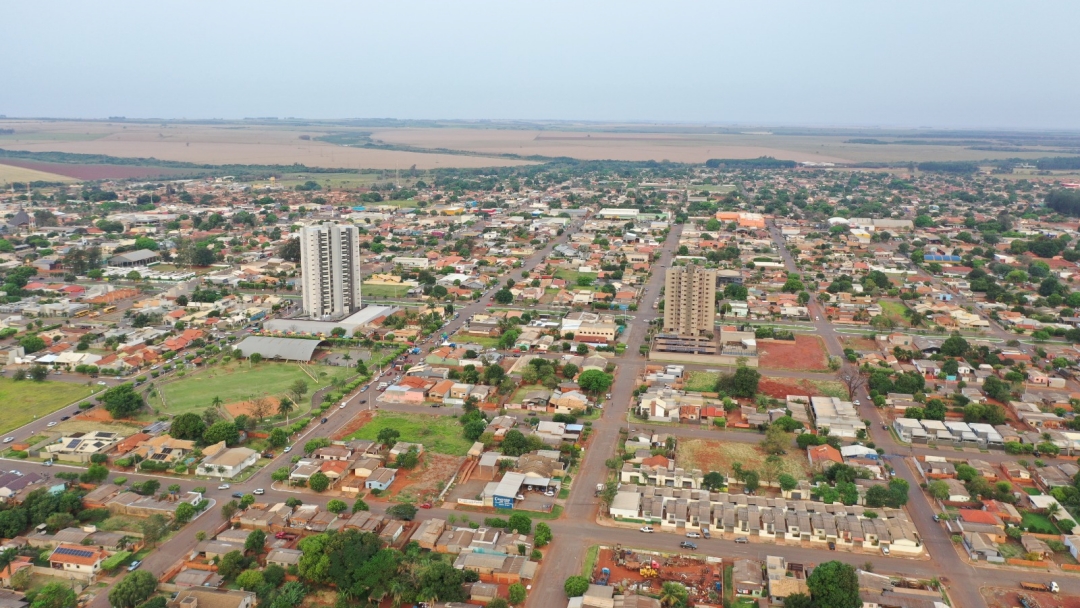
xmin=203 ymin=420 xmax=240 ymax=446
xmin=221 ymin=500 xmax=239 ymax=520
xmin=308 ymin=472 xmax=330 ymax=492
xmin=269 ymin=427 xmax=288 ymax=448
xmin=387 ymin=503 xmax=418 ymax=521
xmin=783 ymin=593 xmax=814 ymax=608
xmin=507 ymin=513 xmax=532 ymax=534
xmin=760 ymin=424 xmax=789 ymax=455
xmin=277 ymin=396 xmax=295 ymax=421
xmin=743 ymin=470 xmax=760 ymax=493
xmin=659 ymin=582 xmax=689 ymax=607
xmin=263 ymin=563 xmax=286 ymax=588
xmin=174 ymin=502 xmax=196 ymax=524
xmin=564 ymin=576 xmax=590 ymax=597
xmin=806 ymin=560 xmax=861 ymax=608
xmin=464 ymin=419 xmax=487 ymax=442
xmin=271 ymin=467 xmax=290 ymax=483
xmin=779 ymin=474 xmax=798 ymax=492
xmin=508 ymin=583 xmax=527 ymax=605
xmin=245 ymin=529 xmax=266 ymax=554
xmin=217 ymin=550 xmax=246 ymax=579
xmin=170 ymin=412 xmax=206 ymax=441
xmin=101 ymin=383 xmax=145 ymax=419
xmin=577 ymin=370 xmax=614 ymax=395
xmin=236 ymin=569 xmax=264 ymax=592
xmin=702 ymin=471 xmax=726 ymax=491
xmin=108 ymin=571 xmax=157 ymax=608
xmin=327 ymin=499 xmax=348 ymax=514
xmin=34 ymin=583 xmax=77 ymax=608
xmin=928 ymin=480 xmax=950 ymax=501
xmin=941 ymin=334 xmax=969 ymax=357
xmin=377 ymin=427 xmax=401 ymax=448
xmin=494 ymin=289 xmax=514 ymax=304
xmin=247 ymin=395 xmax=273 ymax=423
xmin=353 ymin=498 xmax=369 ymax=512
xmin=534 ymin=522 xmax=552 ymax=547
xmin=728 ymin=365 xmax=760 ymax=398
xmin=140 ymin=514 xmax=168 ymax=547
xmin=288 ymin=379 xmax=309 ymax=406
xmin=9 ymin=566 xmax=31 ymax=591
xmin=28 ymin=365 xmax=49 ymax=382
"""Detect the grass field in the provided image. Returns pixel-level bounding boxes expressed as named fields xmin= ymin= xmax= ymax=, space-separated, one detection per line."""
xmin=878 ymin=300 xmax=908 ymax=324
xmin=0 ymin=378 xmax=95 ymax=435
xmin=677 ymin=439 xmax=810 ymax=478
xmin=362 ymin=283 xmax=414 ymax=298
xmin=555 ymin=269 xmax=598 ymax=287
xmin=159 ymin=361 xmax=352 ymax=415
xmin=684 ymin=371 xmax=719 ymax=392
xmin=450 ymin=334 xmax=501 ymax=349
xmin=1021 ymin=511 xmax=1060 ymax=534
xmin=346 ymin=411 xmax=471 ymax=456
xmin=806 ymin=380 xmax=848 ymax=399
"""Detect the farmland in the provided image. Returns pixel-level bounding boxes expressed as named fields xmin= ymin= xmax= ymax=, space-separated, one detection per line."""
xmin=0 ymin=378 xmax=96 ymax=435
xmin=0 ymin=161 xmax=77 ymax=184
xmin=158 ymin=361 xmax=353 ymax=416
xmin=346 ymin=411 xmax=472 ymax=456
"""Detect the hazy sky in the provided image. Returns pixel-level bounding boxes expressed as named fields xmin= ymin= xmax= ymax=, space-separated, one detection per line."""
xmin=3 ymin=1 xmax=1078 ymax=129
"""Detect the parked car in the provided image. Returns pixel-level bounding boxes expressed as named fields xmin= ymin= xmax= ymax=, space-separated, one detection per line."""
xmin=544 ymin=490 xmax=555 ymax=497
xmin=321 ymin=418 xmax=328 ymax=424
xmin=881 ymin=546 xmax=890 ymax=555
xmin=685 ymin=532 xmax=701 ymax=538
xmin=734 ymin=537 xmax=748 ymax=544
xmin=231 ymin=492 xmax=244 ymax=499
xmin=679 ymin=541 xmax=697 ymax=550
xmin=420 ymin=502 xmax=432 ymax=509
xmin=640 ymin=526 xmax=654 ymax=533
xmin=515 ymin=494 xmax=525 ymax=500
xmin=127 ymin=560 xmax=142 ymax=572
xmin=47 ymin=421 xmax=57 ymax=427
xmin=61 ymin=416 xmax=71 ymax=421
xmin=96 ymin=381 xmax=108 ymax=386
xmin=253 ymin=488 xmax=265 ymax=495
xmin=339 ymin=403 xmax=347 ymax=409
xmin=218 ymin=484 xmax=231 ymax=490
xmin=284 ymin=446 xmax=292 ymax=452
xmin=828 ymin=541 xmax=836 ymax=551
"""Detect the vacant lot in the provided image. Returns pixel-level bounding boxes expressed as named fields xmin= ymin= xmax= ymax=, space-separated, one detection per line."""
xmin=757 ymin=377 xmax=845 ymax=400
xmin=159 ymin=361 xmax=352 ymax=416
xmin=0 ymin=378 xmax=95 ymax=435
xmin=347 ymin=411 xmax=471 ymax=456
xmin=982 ymin=586 xmax=1080 ymax=608
xmin=362 ymin=283 xmax=413 ymax=298
xmin=878 ymin=301 xmax=908 ymax=324
xmin=379 ymin=452 xmax=464 ymax=503
xmin=677 ymin=439 xmax=810 ymax=478
xmin=759 ymin=335 xmax=828 ymax=371
xmin=684 ymin=371 xmax=718 ymax=392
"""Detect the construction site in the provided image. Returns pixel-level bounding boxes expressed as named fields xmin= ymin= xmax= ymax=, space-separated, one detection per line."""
xmin=591 ymin=545 xmax=723 ymax=602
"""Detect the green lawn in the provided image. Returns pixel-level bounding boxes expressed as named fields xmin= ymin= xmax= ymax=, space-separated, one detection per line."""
xmin=555 ymin=269 xmax=598 ymax=287
xmin=159 ymin=361 xmax=352 ymax=415
xmin=0 ymin=377 xmax=95 ymax=435
xmin=510 ymin=384 xmax=547 ymax=403
xmin=1023 ymin=487 xmax=1043 ymax=496
xmin=1021 ymin=511 xmax=1059 ymax=534
xmin=878 ymin=300 xmax=908 ymax=321
xmin=684 ymin=371 xmax=719 ymax=392
xmin=347 ymin=412 xmax=471 ymax=456
xmin=450 ymin=335 xmax=501 ymax=349
xmin=362 ymin=283 xmax=414 ymax=298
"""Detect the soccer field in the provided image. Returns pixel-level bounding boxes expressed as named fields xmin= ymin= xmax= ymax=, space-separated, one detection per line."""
xmin=0 ymin=378 xmax=95 ymax=435
xmin=159 ymin=361 xmax=353 ymax=415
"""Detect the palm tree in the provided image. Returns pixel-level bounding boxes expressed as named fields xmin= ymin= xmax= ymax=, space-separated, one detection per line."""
xmin=278 ymin=397 xmax=295 ymax=422
xmin=388 ymin=579 xmax=409 ymax=608
xmin=211 ymin=395 xmax=223 ymax=409
xmin=0 ymin=547 xmax=17 ymax=576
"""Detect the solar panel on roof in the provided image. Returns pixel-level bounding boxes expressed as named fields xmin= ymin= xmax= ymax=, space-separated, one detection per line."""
xmin=55 ymin=547 xmax=94 ymax=558
xmin=65 ymin=440 xmax=80 ymax=449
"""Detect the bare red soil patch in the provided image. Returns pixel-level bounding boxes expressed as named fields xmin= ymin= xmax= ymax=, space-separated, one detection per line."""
xmin=982 ymin=586 xmax=1080 ymax=608
xmin=224 ymin=397 xmax=282 ymax=418
xmin=0 ymin=159 xmax=187 ymax=180
xmin=757 ymin=377 xmax=829 ymax=399
xmin=375 ymin=452 xmax=464 ymax=503
xmin=75 ymin=408 xmax=115 ymax=423
xmin=591 ymin=548 xmax=722 ymax=599
xmin=331 ymin=409 xmax=375 ymax=440
xmin=760 ymin=335 xmax=828 ymax=371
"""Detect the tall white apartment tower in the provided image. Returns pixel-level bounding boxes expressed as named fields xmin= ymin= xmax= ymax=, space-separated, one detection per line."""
xmin=300 ymin=223 xmax=362 ymax=319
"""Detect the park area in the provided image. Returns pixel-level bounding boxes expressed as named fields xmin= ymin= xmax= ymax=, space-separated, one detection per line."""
xmin=346 ymin=411 xmax=472 ymax=456
xmin=676 ymin=439 xmax=810 ymax=480
xmin=0 ymin=377 xmax=95 ymax=435
xmin=158 ymin=361 xmax=354 ymax=417
xmin=759 ymin=335 xmax=828 ymax=371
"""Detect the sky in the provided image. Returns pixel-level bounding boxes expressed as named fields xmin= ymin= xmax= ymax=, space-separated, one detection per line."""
xmin=2 ymin=1 xmax=1079 ymax=129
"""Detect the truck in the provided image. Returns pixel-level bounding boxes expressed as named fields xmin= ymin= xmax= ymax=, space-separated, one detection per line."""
xmin=1020 ymin=581 xmax=1059 ymax=593
xmin=595 ymin=483 xmax=605 ymax=496
xmin=597 ymin=568 xmax=610 ymax=585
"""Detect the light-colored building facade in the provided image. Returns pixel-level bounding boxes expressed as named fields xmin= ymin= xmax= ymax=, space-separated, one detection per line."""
xmin=663 ymin=264 xmax=716 ymax=336
xmin=300 ymin=223 xmax=362 ymax=320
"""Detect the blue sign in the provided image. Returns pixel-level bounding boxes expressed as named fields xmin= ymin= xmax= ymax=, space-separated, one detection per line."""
xmin=619 ymin=304 xmax=629 ymax=311
xmin=493 ymin=496 xmax=515 ymax=509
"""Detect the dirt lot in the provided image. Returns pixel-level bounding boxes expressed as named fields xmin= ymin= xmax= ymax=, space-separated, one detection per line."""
xmin=592 ymin=548 xmax=722 ymax=600
xmin=760 ymin=335 xmax=828 ymax=371
xmin=372 ymin=452 xmax=464 ymax=504
xmin=982 ymin=586 xmax=1080 ymax=608
xmin=224 ymin=397 xmax=282 ymax=418
xmin=757 ymin=377 xmax=829 ymax=399
xmin=841 ymin=336 xmax=879 ymax=351
xmin=331 ymin=409 xmax=376 ymax=440
xmin=677 ymin=439 xmax=810 ymax=478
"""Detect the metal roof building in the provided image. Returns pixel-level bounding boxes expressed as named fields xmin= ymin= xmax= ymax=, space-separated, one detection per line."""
xmin=233 ymin=336 xmax=325 ymax=361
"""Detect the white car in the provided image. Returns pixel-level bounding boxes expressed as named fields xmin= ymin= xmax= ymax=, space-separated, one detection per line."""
xmin=1 ymin=437 xmax=12 ymax=443
xmin=96 ymin=381 xmax=108 ymax=386
xmin=47 ymin=422 xmax=57 ymax=427
xmin=544 ymin=490 xmax=555 ymax=497
xmin=283 ymin=446 xmax=292 ymax=452
xmin=339 ymin=403 xmax=347 ymax=409
xmin=640 ymin=526 xmax=654 ymax=533
xmin=853 ymin=399 xmax=861 ymax=405
xmin=685 ymin=532 xmax=701 ymax=538
xmin=218 ymin=484 xmax=231 ymax=490
xmin=253 ymin=488 xmax=265 ymax=495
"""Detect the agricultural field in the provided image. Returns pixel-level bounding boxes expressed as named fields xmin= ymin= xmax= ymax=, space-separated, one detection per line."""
xmin=676 ymin=438 xmax=810 ymax=479
xmin=346 ymin=411 xmax=471 ymax=456
xmin=0 ymin=378 xmax=97 ymax=435
xmin=759 ymin=335 xmax=829 ymax=371
xmin=158 ymin=361 xmax=353 ymax=416
xmin=0 ymin=162 xmax=77 ymax=184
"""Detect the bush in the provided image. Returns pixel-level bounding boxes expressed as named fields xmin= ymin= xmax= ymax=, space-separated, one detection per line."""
xmin=100 ymin=551 xmax=133 ymax=572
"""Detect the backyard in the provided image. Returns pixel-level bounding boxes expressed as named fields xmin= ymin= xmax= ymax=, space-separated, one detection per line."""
xmin=0 ymin=377 xmax=96 ymax=435
xmin=347 ymin=411 xmax=472 ymax=456
xmin=158 ymin=361 xmax=353 ymax=416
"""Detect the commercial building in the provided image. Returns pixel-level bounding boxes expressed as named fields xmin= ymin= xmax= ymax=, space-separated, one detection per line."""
xmin=663 ymin=264 xmax=716 ymax=336
xmin=300 ymin=223 xmax=362 ymax=320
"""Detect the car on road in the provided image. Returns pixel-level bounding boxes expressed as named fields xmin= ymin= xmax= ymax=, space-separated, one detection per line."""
xmin=43 ymin=460 xmax=52 ymax=467
xmin=679 ymin=541 xmax=697 ymax=550
xmin=284 ymin=446 xmax=292 ymax=452
xmin=1 ymin=437 xmax=12 ymax=443
xmin=685 ymin=532 xmax=700 ymax=538
xmin=734 ymin=537 xmax=748 ymax=544
xmin=127 ymin=560 xmax=142 ymax=572
xmin=639 ymin=526 xmax=654 ymax=533
xmin=218 ymin=484 xmax=231 ymax=490
xmin=321 ymin=418 xmax=328 ymax=424
xmin=828 ymin=541 xmax=836 ymax=550
xmin=420 ymin=502 xmax=432 ymax=509
xmin=47 ymin=421 xmax=57 ymax=427
xmin=816 ymin=316 xmax=820 ymax=321
xmin=231 ymin=492 xmax=244 ymax=499
xmin=853 ymin=399 xmax=861 ymax=405
xmin=253 ymin=488 xmax=265 ymax=495
xmin=360 ymin=386 xmax=368 ymax=392
xmin=339 ymin=403 xmax=347 ymax=409
xmin=881 ymin=546 xmax=890 ymax=555
xmin=932 ymin=515 xmax=940 ymax=522
xmin=96 ymin=381 xmax=108 ymax=386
